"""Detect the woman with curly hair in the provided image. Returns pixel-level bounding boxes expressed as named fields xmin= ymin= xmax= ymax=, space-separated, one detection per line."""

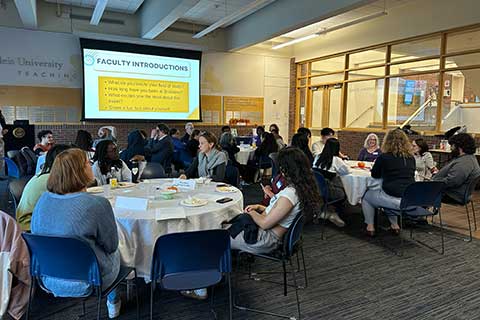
xmin=92 ymin=140 xmax=132 ymax=185
xmin=231 ymin=147 xmax=321 ymax=253
xmin=362 ymin=129 xmax=415 ymax=236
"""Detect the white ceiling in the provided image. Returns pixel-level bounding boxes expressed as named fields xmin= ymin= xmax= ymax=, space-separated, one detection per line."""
xmin=43 ymin=0 xmax=260 ymax=26
xmin=277 ymin=0 xmax=413 ymax=40
xmin=44 ymin=0 xmax=145 ymax=14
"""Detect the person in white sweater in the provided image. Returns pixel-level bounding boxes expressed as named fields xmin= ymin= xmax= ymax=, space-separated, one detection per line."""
xmin=313 ymin=138 xmax=351 ymax=227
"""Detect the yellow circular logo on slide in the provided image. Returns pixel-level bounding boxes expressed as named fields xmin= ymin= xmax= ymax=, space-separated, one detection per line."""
xmin=13 ymin=127 xmax=25 ymax=139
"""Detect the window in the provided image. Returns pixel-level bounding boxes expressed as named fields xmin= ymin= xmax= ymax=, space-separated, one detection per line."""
xmin=388 ymin=73 xmax=439 ymax=131
xmin=346 ymin=80 xmax=384 ymax=128
xmin=445 ymin=52 xmax=480 ymax=69
xmin=348 ymin=67 xmax=385 ymax=80
xmin=390 ymin=59 xmax=440 ymax=75
xmin=311 ymin=56 xmax=345 ymax=75
xmin=447 ymin=28 xmax=480 ymax=53
xmin=391 ymin=37 xmax=441 ymax=62
xmin=349 ymin=48 xmax=386 ymax=68
xmin=441 ymin=68 xmax=480 ymax=131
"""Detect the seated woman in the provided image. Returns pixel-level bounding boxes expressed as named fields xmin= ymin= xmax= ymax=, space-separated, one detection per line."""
xmin=362 ymin=129 xmax=416 ymax=236
xmin=31 ymin=148 xmax=122 ymax=319
xmin=231 ymin=147 xmax=321 ymax=253
xmin=75 ymin=130 xmax=95 ymax=162
xmin=16 ymin=144 xmax=71 ymax=231
xmin=312 ymin=138 xmax=351 ymax=227
xmin=269 ymin=124 xmax=286 ymax=150
xmin=413 ymin=138 xmax=437 ymax=181
xmin=180 ymin=131 xmax=228 ymax=182
xmin=291 ymin=132 xmax=314 ymax=166
xmin=244 ymin=132 xmax=279 ymax=183
xmin=92 ymin=140 xmax=132 ymax=185
xmin=358 ymin=133 xmax=381 ymax=162
xmin=220 ymin=132 xmax=240 ymax=165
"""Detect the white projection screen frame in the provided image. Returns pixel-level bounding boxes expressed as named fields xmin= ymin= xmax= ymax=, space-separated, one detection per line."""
xmin=80 ymin=38 xmax=202 ymax=121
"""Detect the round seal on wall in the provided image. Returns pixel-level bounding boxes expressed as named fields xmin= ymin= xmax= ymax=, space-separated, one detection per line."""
xmin=13 ymin=127 xmax=25 ymax=139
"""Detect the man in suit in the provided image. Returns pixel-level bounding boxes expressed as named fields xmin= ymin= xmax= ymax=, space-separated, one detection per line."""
xmin=145 ymin=123 xmax=174 ymax=172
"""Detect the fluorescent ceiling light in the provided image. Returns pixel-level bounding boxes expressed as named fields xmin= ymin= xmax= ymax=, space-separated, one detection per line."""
xmin=273 ymin=11 xmax=387 ymax=50
xmin=90 ymin=0 xmax=108 ymax=25
xmin=193 ymin=0 xmax=275 ymax=39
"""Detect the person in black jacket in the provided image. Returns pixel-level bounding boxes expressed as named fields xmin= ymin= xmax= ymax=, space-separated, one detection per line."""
xmin=362 ymin=129 xmax=416 ymax=236
xmin=219 ymin=132 xmax=240 ymax=165
xmin=145 ymin=123 xmax=174 ymax=169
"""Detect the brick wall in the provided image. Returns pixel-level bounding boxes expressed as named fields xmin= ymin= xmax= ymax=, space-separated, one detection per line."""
xmin=35 ymin=122 xmax=256 ymax=149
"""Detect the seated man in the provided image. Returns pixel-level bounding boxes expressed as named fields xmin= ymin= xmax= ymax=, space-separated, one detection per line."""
xmin=312 ymin=127 xmax=335 ymax=157
xmin=432 ymin=133 xmax=480 ymax=203
xmin=33 ymin=130 xmax=55 ymax=155
xmin=145 ymin=123 xmax=174 ymax=170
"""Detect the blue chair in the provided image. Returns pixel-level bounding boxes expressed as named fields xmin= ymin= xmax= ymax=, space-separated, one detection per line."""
xmin=22 ymin=234 xmax=139 ymax=320
xmin=35 ymin=154 xmax=46 ymax=174
xmin=438 ymin=175 xmax=480 ymax=242
xmin=313 ymin=169 xmax=344 ymax=239
xmin=234 ymin=214 xmax=306 ymax=320
xmin=379 ymin=181 xmax=445 ymax=255
xmin=150 ymin=229 xmax=232 ymax=320
xmin=3 ymin=157 xmax=20 ymax=179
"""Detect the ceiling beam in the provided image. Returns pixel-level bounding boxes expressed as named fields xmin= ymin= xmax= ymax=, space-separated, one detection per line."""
xmin=192 ymin=0 xmax=275 ymax=39
xmin=13 ymin=0 xmax=37 ymax=28
xmin=139 ymin=0 xmax=201 ymax=39
xmin=90 ymin=0 xmax=109 ymax=25
xmin=224 ymin=0 xmax=376 ymax=51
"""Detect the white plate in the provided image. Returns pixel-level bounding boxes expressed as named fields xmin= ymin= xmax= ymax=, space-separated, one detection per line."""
xmin=87 ymin=186 xmax=104 ymax=193
xmin=180 ymin=199 xmax=208 ymax=207
xmin=216 ymin=186 xmax=237 ymax=193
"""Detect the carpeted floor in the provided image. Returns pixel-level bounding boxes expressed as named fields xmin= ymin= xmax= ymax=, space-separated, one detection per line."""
xmin=3 ymin=181 xmax=480 ymax=319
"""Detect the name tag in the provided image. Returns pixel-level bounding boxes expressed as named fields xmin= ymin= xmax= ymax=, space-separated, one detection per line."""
xmin=276 ymin=180 xmax=283 ymax=189
xmin=172 ymin=178 xmax=196 ymax=190
xmin=373 ymin=152 xmax=378 ymax=155
xmin=115 ymin=196 xmax=148 ymax=211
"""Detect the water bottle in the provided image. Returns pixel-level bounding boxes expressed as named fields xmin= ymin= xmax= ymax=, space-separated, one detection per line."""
xmin=131 ymin=161 xmax=139 ymax=183
xmin=109 ymin=166 xmax=118 ymax=188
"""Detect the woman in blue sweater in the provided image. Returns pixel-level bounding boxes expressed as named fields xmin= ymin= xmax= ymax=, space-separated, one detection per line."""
xmin=31 ymin=148 xmax=122 ymax=318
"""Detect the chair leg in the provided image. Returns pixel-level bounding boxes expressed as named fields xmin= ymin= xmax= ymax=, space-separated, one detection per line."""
xmin=96 ymin=290 xmax=102 ymax=320
xmin=439 ymin=209 xmax=445 ymax=255
xmin=150 ymin=281 xmax=154 ymax=320
xmin=465 ymin=204 xmax=473 ymax=242
xmin=399 ymin=215 xmax=404 ymax=257
xmin=210 ymin=286 xmax=217 ymax=320
xmin=289 ymin=260 xmax=301 ymax=320
xmin=300 ymin=246 xmax=308 ymax=288
xmin=82 ymin=300 xmax=86 ymax=317
xmin=227 ymin=273 xmax=233 ymax=320
xmin=26 ymin=277 xmax=35 ymax=320
xmin=282 ymin=261 xmax=287 ymax=296
xmin=134 ymin=269 xmax=139 ymax=320
xmin=471 ymin=201 xmax=477 ymax=231
xmin=321 ymin=206 xmax=328 ymax=240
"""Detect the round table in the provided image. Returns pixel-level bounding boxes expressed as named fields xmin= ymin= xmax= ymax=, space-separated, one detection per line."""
xmin=340 ymin=161 xmax=381 ymax=205
xmin=235 ymin=146 xmax=256 ymax=165
xmin=98 ymin=179 xmax=244 ymax=280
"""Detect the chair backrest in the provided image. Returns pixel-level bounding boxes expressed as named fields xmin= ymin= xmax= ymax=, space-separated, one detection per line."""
xmin=151 ymin=230 xmax=231 ymax=288
xmin=258 ymin=154 xmax=272 ymax=169
xmin=225 ymin=162 xmax=240 ymax=187
xmin=22 ymin=234 xmax=102 ymax=287
xmin=313 ymin=169 xmax=329 ymax=200
xmin=8 ymin=151 xmax=27 ymax=177
xmin=463 ymin=174 xmax=480 ymax=204
xmin=269 ymin=152 xmax=279 ymax=177
xmin=282 ymin=214 xmax=306 ymax=258
xmin=178 ymin=149 xmax=193 ymax=167
xmin=141 ymin=162 xmax=166 ymax=179
xmin=400 ymin=181 xmax=445 ymax=209
xmin=35 ymin=155 xmax=46 ymax=174
xmin=8 ymin=176 xmax=31 ymax=212
xmin=20 ymin=147 xmax=37 ymax=175
xmin=3 ymin=158 xmax=20 ymax=179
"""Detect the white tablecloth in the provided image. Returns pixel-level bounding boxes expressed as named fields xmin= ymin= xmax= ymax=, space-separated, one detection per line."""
xmin=340 ymin=161 xmax=381 ymax=205
xmin=101 ymin=179 xmax=244 ymax=280
xmin=235 ymin=147 xmax=256 ymax=165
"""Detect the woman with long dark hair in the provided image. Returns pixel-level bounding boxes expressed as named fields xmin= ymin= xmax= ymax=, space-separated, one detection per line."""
xmin=231 ymin=147 xmax=321 ymax=253
xmin=291 ymin=132 xmax=314 ymax=165
xmin=313 ymin=138 xmax=351 ymax=227
xmin=412 ymin=138 xmax=437 ymax=180
xmin=92 ymin=140 xmax=132 ymax=185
